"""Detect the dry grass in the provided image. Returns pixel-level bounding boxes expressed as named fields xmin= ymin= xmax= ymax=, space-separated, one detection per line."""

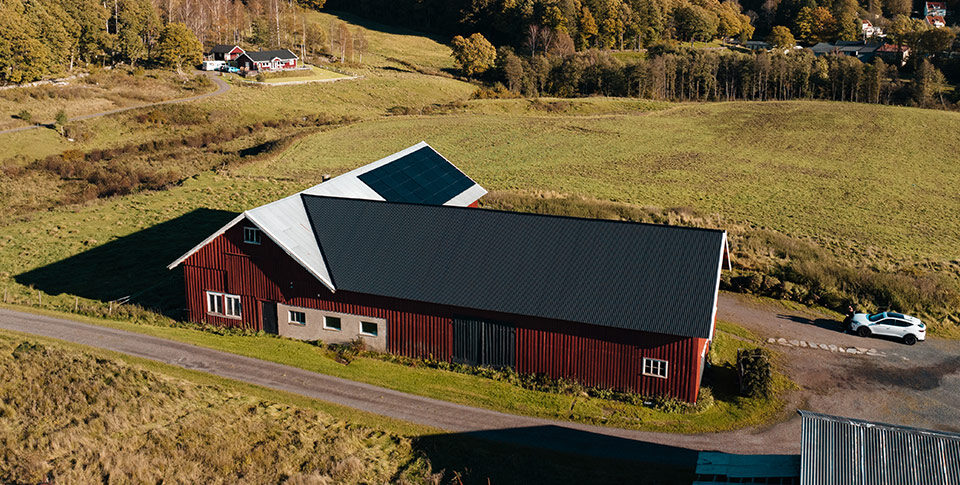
xmin=0 ymin=336 xmax=436 ymax=484
xmin=0 ymin=69 xmax=214 ymax=134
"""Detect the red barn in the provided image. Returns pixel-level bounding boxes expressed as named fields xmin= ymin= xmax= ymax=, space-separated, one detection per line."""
xmin=169 ymin=143 xmax=729 ymax=402
xmin=236 ymin=49 xmax=299 ymax=71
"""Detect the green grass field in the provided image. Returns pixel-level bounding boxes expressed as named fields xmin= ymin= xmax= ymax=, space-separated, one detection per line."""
xmin=0 ymin=7 xmax=958 ymax=470
xmin=258 ymin=65 xmax=355 ymax=84
xmin=244 ymin=100 xmax=960 ymax=264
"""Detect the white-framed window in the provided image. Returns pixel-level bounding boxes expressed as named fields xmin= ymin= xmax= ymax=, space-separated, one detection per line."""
xmin=225 ymin=294 xmax=241 ymax=317
xmin=642 ymin=357 xmax=669 ymax=379
xmin=323 ymin=315 xmax=341 ymax=331
xmin=288 ymin=310 xmax=306 ymax=325
xmin=360 ymin=321 xmax=378 ymax=336
xmin=207 ymin=291 xmax=223 ymax=314
xmin=243 ymin=226 xmax=261 ymax=245
xmin=206 ymin=291 xmax=242 ymax=319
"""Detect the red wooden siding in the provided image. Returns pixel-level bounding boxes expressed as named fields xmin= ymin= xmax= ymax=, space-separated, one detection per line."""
xmin=515 ymin=320 xmax=706 ymax=402
xmin=180 ymin=216 xmax=709 ymax=402
xmin=182 ymin=219 xmax=451 ymax=358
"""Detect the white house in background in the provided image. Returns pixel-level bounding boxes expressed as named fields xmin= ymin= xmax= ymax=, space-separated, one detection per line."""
xmin=861 ymin=19 xmax=885 ymax=38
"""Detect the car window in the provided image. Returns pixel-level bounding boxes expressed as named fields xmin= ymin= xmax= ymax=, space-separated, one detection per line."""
xmin=890 ymin=320 xmax=912 ymax=327
xmin=887 ymin=312 xmax=906 ymax=319
xmin=868 ymin=313 xmax=886 ymax=322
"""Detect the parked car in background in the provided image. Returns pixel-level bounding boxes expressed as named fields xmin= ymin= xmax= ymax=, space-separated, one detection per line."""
xmin=202 ymin=60 xmax=226 ymax=71
xmin=849 ymin=312 xmax=925 ymax=345
xmin=218 ymin=65 xmax=240 ymax=73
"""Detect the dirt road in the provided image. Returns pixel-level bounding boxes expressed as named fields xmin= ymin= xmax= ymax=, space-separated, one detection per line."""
xmin=0 ymin=71 xmax=230 ymax=136
xmin=1 ymin=295 xmax=958 ymax=457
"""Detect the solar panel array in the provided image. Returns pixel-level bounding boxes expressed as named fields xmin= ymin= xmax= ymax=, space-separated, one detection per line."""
xmin=357 ymin=147 xmax=475 ymax=205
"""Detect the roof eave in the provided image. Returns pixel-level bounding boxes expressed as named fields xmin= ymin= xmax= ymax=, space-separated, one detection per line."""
xmin=167 ymin=213 xmax=247 ymax=270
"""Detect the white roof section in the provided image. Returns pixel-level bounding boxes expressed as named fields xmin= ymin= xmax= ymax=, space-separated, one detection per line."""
xmin=168 ymin=142 xmax=486 ymax=292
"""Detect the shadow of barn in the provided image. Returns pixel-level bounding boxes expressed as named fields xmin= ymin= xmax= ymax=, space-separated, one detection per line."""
xmin=15 ymin=208 xmax=237 ymax=319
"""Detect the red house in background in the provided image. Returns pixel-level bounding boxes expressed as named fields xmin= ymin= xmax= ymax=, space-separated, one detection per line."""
xmin=210 ymin=44 xmax=245 ymax=61
xmin=168 ymin=142 xmax=729 ymax=402
xmin=235 ymin=49 xmax=299 ymax=71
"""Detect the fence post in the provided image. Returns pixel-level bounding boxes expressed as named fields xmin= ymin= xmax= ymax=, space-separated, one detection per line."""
xmin=75 ymin=296 xmax=79 ymax=312
xmin=37 ymin=290 xmax=41 ymax=306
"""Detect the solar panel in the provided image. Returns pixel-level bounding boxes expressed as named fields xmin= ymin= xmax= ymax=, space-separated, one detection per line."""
xmin=358 ymin=147 xmax=474 ymax=205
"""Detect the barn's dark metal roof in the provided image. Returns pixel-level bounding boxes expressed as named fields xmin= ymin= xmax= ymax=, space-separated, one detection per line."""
xmin=302 ymin=196 xmax=726 ymax=339
xmin=358 ymin=146 xmax=476 ymax=205
xmin=799 ymin=410 xmax=960 ymax=485
xmin=210 ymin=44 xmax=241 ymax=53
xmin=241 ymin=49 xmax=298 ymax=61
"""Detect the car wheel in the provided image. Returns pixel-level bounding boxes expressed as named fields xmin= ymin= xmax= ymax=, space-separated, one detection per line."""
xmin=857 ymin=326 xmax=871 ymax=338
xmin=903 ymin=334 xmax=917 ymax=345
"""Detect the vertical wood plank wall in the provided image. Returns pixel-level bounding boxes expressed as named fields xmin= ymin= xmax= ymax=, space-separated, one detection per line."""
xmin=181 ymin=218 xmax=708 ymax=402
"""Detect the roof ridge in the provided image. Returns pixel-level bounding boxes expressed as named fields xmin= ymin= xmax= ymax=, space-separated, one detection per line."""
xmin=799 ymin=410 xmax=960 ymax=439
xmin=299 ymin=193 xmax=726 ymax=234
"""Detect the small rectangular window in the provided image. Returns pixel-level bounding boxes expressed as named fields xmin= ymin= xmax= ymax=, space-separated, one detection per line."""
xmin=360 ymin=321 xmax=378 ymax=336
xmin=207 ymin=292 xmax=223 ymax=314
xmin=243 ymin=226 xmax=261 ymax=245
xmin=289 ymin=310 xmax=306 ymax=325
xmin=642 ymin=358 xmax=669 ymax=379
xmin=323 ymin=316 xmax=341 ymax=331
xmin=224 ymin=294 xmax=242 ymax=318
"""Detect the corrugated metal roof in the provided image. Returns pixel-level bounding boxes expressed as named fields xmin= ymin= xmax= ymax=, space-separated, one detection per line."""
xmin=302 ymin=195 xmax=726 ymax=339
xmin=168 ymin=142 xmax=487 ymax=286
xmin=799 ymin=410 xmax=960 ymax=485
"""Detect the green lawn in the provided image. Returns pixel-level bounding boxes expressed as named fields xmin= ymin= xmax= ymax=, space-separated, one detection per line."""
xmin=259 ymin=65 xmax=355 ymax=84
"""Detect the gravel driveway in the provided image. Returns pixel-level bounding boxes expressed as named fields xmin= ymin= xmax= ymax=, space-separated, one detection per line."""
xmin=717 ymin=292 xmax=960 ymax=436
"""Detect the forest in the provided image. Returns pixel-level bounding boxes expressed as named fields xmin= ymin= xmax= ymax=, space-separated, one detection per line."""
xmin=327 ymin=0 xmax=959 ymax=48
xmin=0 ymin=0 xmax=328 ymax=83
xmin=483 ymin=45 xmax=954 ymax=107
xmin=2 ymin=0 xmax=959 ymax=108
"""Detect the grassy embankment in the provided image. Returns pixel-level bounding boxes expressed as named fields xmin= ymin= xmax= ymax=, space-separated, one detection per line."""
xmin=0 ymin=299 xmax=790 ymax=435
xmin=257 ymin=65 xmax=354 ymax=84
xmin=0 ymin=329 xmax=694 ymax=484
xmin=0 ymin=69 xmax=214 ymax=134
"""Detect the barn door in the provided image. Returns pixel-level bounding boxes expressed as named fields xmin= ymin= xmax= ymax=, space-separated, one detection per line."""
xmin=261 ymin=301 xmax=278 ymax=334
xmin=452 ymin=318 xmax=515 ymax=369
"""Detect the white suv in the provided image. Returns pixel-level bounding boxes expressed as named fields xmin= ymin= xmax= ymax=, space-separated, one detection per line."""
xmin=849 ymin=312 xmax=926 ymax=345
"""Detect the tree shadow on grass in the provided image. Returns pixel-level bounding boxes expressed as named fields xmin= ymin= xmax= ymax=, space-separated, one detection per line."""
xmin=704 ymin=361 xmax=741 ymax=401
xmin=412 ymin=425 xmax=699 ymax=484
xmin=14 ymin=208 xmax=237 ymax=319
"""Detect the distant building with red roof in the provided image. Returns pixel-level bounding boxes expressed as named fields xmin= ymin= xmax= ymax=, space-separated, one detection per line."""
xmin=924 ymin=2 xmax=948 ymax=27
